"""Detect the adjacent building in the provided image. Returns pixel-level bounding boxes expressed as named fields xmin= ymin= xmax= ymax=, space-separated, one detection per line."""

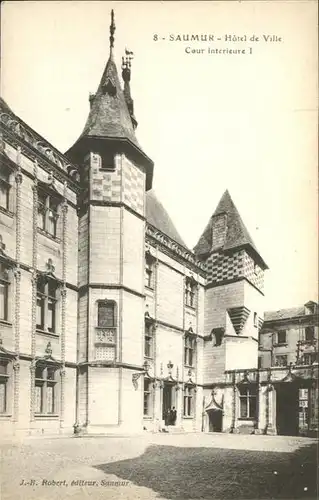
xmin=0 ymin=12 xmax=317 ymax=437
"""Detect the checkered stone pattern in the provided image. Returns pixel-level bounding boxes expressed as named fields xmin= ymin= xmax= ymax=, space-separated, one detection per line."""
xmin=90 ymin=153 xmax=121 ymax=202
xmin=123 ymin=162 xmax=144 ymax=216
xmin=206 ymin=249 xmax=245 ymax=284
xmin=244 ymin=252 xmax=264 ymax=292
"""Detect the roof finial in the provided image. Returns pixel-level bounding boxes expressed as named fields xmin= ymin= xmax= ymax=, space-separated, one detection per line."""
xmin=110 ymin=9 xmax=116 ymax=51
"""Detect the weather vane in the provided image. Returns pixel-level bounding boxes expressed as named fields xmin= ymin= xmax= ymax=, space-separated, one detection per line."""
xmin=122 ymin=48 xmax=134 ymax=70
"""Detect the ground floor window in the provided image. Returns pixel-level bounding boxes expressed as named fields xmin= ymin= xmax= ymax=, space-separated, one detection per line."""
xmin=183 ymin=385 xmax=194 ymax=417
xmin=0 ymin=359 xmax=9 ymax=413
xmin=239 ymin=386 xmax=257 ymax=419
xmin=35 ymin=364 xmax=59 ymax=414
xmin=143 ymin=379 xmax=152 ymax=416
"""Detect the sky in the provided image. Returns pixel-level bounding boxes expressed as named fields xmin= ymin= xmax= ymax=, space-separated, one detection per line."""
xmin=1 ymin=1 xmax=318 ymax=310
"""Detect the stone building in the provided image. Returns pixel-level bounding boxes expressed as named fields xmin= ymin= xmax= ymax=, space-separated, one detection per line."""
xmin=0 ymin=12 xmax=317 ymax=437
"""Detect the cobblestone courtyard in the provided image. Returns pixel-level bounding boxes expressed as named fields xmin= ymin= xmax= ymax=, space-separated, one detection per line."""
xmin=1 ymin=433 xmax=317 ymax=500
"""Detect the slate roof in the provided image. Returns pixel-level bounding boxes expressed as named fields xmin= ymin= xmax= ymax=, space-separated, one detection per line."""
xmin=193 ymin=190 xmax=267 ymax=269
xmin=146 ymin=190 xmax=187 ymax=248
xmin=0 ymin=97 xmax=14 ymax=114
xmin=264 ymin=306 xmax=306 ymax=322
xmin=80 ymin=54 xmax=140 ymax=148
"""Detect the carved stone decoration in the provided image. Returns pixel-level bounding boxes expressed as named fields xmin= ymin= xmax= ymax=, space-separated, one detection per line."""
xmin=132 ymin=372 xmax=143 ymax=391
xmin=46 ymin=258 xmax=55 ymax=275
xmin=47 ymin=170 xmax=55 ymax=187
xmin=230 ymin=373 xmax=236 ymax=433
xmin=0 ymin=109 xmax=80 ymax=179
xmin=13 ymin=360 xmax=20 ymax=372
xmin=45 ymin=342 xmax=53 ymax=357
xmin=0 ymin=235 xmax=6 ymax=254
xmin=96 ymin=328 xmax=116 ymax=344
xmin=240 ymin=370 xmax=252 ymax=385
xmin=13 ymin=359 xmax=20 ymax=422
xmin=60 ymin=364 xmax=66 ymax=425
xmin=167 ymin=361 xmax=174 ymax=376
xmin=146 ymin=224 xmax=206 ymax=275
xmin=29 ymin=359 xmax=36 ymax=421
xmin=131 ymin=360 xmax=154 ymax=390
xmin=12 ymin=164 xmax=22 ymax=423
xmin=212 ymin=388 xmax=224 ymax=409
xmin=13 ymin=265 xmax=21 ymax=354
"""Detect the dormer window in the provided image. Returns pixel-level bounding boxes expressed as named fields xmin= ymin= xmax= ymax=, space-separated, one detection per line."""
xmin=102 ymin=78 xmax=117 ymax=97
xmin=212 ymin=213 xmax=227 ymax=250
xmin=37 ymin=189 xmax=60 ymax=238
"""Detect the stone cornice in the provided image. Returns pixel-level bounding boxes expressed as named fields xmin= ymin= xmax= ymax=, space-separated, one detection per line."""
xmin=146 ymin=223 xmax=206 ymax=276
xmin=0 ymin=107 xmax=81 ymax=192
xmin=262 ymin=313 xmax=319 ymax=330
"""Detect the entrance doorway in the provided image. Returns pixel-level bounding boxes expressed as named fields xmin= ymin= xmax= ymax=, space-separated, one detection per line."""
xmin=276 ymin=383 xmax=299 ymax=436
xmin=162 ymin=383 xmax=174 ymax=424
xmin=207 ymin=409 xmax=223 ymax=432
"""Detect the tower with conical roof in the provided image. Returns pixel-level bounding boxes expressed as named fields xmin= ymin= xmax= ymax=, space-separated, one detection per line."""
xmin=67 ymin=11 xmax=153 ymax=433
xmin=194 ymin=191 xmax=268 ymax=431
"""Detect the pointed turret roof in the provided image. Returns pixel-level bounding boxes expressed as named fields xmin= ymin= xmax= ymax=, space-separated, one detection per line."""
xmin=80 ymin=54 xmax=139 ymax=147
xmin=194 ymin=190 xmax=268 ymax=268
xmin=66 ymin=11 xmax=153 ymax=189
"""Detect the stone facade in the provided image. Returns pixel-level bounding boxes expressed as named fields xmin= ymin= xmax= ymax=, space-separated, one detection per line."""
xmin=0 ymin=16 xmax=317 ymax=437
xmin=0 ymin=103 xmax=79 ymax=436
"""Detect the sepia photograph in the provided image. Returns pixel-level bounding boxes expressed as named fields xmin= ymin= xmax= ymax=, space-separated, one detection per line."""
xmin=0 ymin=1 xmax=318 ymax=499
